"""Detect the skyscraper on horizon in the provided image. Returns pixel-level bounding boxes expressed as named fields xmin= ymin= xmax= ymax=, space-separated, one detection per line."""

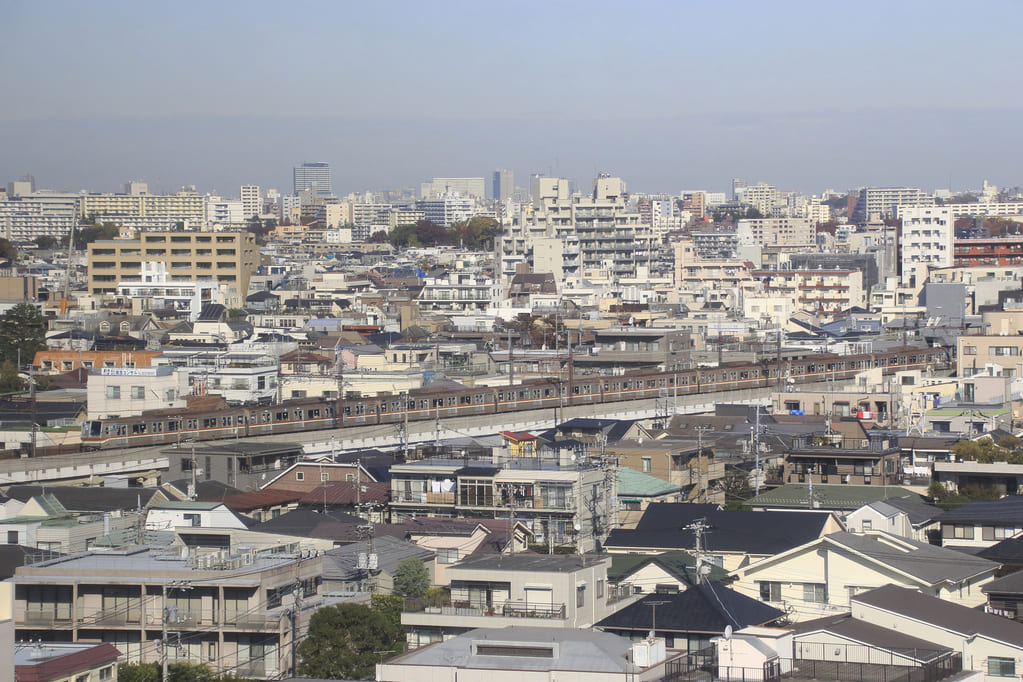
xmin=492 ymin=168 xmax=514 ymax=202
xmin=293 ymin=162 xmax=333 ymax=198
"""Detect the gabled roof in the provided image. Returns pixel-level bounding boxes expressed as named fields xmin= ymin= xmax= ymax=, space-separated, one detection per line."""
xmin=605 ymin=503 xmax=834 ymax=555
xmin=321 ymin=535 xmax=434 ymax=580
xmin=748 ymin=484 xmax=922 ymax=511
xmin=15 ymin=642 xmax=121 ymax=682
xmin=616 ymin=468 xmax=682 ymax=498
xmin=979 ymin=534 xmax=1023 ymax=565
xmin=824 ymin=532 xmax=996 ymax=585
xmin=595 ymin=582 xmax=784 ymax=634
xmin=860 ymin=496 xmax=941 ymax=527
xmin=221 ymin=489 xmax=304 ymax=513
xmin=981 ymin=569 xmax=1023 ymax=596
xmin=607 ymin=550 xmax=726 ymax=585
xmin=297 ymin=480 xmax=389 ymax=507
xmin=4 ymin=485 xmax=160 ymax=512
xmin=246 ymin=508 xmax=363 ymax=541
xmin=853 ymin=584 xmax=1023 ymax=647
xmin=500 ymin=431 xmax=536 ymax=442
xmin=792 ymin=613 xmax=950 ymax=662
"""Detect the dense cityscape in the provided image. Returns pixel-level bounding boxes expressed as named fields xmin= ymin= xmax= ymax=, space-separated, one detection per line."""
xmin=4 ymin=2 xmax=1023 ymax=682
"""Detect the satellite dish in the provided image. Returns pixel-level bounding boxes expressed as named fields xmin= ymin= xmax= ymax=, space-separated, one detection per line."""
xmin=724 ymin=625 xmax=733 ymax=640
xmin=699 ymin=564 xmax=712 ymax=575
xmin=573 ymin=522 xmax=582 ymax=532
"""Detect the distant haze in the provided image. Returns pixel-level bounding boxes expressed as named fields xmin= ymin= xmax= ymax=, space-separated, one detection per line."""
xmin=3 ymin=1 xmax=1021 ymax=196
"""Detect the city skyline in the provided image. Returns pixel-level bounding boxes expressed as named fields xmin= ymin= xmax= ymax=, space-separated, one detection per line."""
xmin=3 ymin=0 xmax=1022 ymax=196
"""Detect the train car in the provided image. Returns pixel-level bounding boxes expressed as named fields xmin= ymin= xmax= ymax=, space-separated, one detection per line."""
xmin=77 ymin=344 xmax=950 ymax=451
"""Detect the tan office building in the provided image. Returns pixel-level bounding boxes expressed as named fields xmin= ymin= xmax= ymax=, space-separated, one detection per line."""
xmin=87 ymin=231 xmax=258 ymax=297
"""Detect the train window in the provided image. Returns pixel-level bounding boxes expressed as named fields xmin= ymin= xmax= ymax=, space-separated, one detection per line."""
xmin=498 ymin=392 xmax=504 ymax=400
xmin=237 ymin=414 xmax=245 ymax=425
xmin=380 ymin=402 xmax=387 ymax=411
xmin=275 ymin=411 xmax=288 ymax=421
xmin=132 ymin=423 xmax=146 ymax=434
xmin=355 ymin=404 xmax=365 ymax=415
xmin=202 ymin=418 xmax=215 ymax=428
xmin=447 ymin=397 xmax=456 ymax=406
xmin=222 ymin=417 xmax=232 ymax=427
xmin=533 ymin=390 xmax=540 ymax=399
xmin=604 ymin=383 xmax=609 ymax=391
xmin=152 ymin=422 xmax=163 ymax=432
xmin=475 ymin=393 xmax=484 ymax=402
xmin=326 ymin=406 xmax=335 ymax=417
xmin=573 ymin=386 xmax=580 ymax=394
xmin=186 ymin=419 xmax=197 ymax=430
xmin=293 ymin=408 xmax=302 ymax=419
xmin=740 ymin=372 xmax=749 ymax=380
xmin=461 ymin=395 xmax=472 ymax=405
xmin=168 ymin=421 xmax=179 ymax=432
xmin=309 ymin=409 xmax=320 ymax=418
xmin=419 ymin=399 xmax=428 ymax=409
xmin=730 ymin=372 xmax=737 ymax=380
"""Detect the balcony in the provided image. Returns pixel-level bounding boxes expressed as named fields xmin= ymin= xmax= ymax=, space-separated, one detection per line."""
xmin=404 ymin=597 xmax=566 ymax=620
xmin=19 ymin=611 xmax=73 ymax=627
xmin=222 ymin=612 xmax=276 ymax=630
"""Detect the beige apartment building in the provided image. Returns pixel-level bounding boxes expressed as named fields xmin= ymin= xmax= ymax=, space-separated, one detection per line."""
xmin=958 ymin=335 xmax=1023 ymax=377
xmin=87 ymin=231 xmax=258 ymax=301
xmin=79 ymin=188 xmax=206 ymax=225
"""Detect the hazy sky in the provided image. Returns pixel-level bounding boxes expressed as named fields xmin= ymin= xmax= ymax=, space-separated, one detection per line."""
xmin=3 ymin=0 xmax=1022 ymax=197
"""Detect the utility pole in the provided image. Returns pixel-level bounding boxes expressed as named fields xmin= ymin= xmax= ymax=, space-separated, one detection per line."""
xmin=753 ymin=405 xmax=762 ymax=496
xmin=645 ymin=599 xmax=670 ymax=638
xmin=189 ymin=440 xmax=197 ymax=500
xmin=684 ymin=517 xmax=709 ymax=584
xmin=161 ymin=583 xmax=169 ymax=682
xmin=507 ymin=327 xmax=514 ymax=387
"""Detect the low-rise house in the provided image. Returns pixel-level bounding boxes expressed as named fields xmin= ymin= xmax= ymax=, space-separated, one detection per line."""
xmin=165 ymin=442 xmax=304 ymax=492
xmin=144 ymin=501 xmax=248 ymax=533
xmin=14 ymin=642 xmax=120 ymax=682
xmin=982 ymin=571 xmax=1023 ymax=623
xmin=747 ymin=484 xmax=924 ymax=514
xmin=935 ymin=496 xmax=1023 ymax=550
xmin=219 ymin=489 xmax=303 ymax=523
xmin=844 ymin=496 xmax=942 ymax=543
xmin=781 ymin=422 xmax=901 ymax=487
xmin=11 ymin=546 xmax=324 ymax=679
xmin=932 ymin=461 xmax=1023 ymax=496
xmin=596 ymin=583 xmax=785 ymax=652
xmin=401 ymin=553 xmax=630 ymax=649
xmin=604 ymin=503 xmax=842 ymax=571
xmin=728 ymin=531 xmax=998 ymax=623
xmin=245 ymin=508 xmax=365 ymax=545
xmin=607 ymin=551 xmax=727 ymax=595
xmin=320 ymin=535 xmax=434 ymax=595
xmin=377 ymin=627 xmax=680 ymax=682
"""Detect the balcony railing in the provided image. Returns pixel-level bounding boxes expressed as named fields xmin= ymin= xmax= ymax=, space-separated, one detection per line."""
xmin=404 ymin=597 xmax=566 ymax=620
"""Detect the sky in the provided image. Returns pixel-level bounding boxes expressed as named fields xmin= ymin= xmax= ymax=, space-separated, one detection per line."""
xmin=2 ymin=0 xmax=1022 ymax=198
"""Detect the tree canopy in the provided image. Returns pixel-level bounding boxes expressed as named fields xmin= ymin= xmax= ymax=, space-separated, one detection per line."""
xmin=34 ymin=235 xmax=60 ymax=249
xmin=70 ymin=222 xmax=120 ymax=249
xmin=0 ymin=302 xmax=46 ymax=365
xmin=297 ymin=601 xmax=403 ymax=680
xmin=388 ymin=217 xmax=501 ymax=249
xmin=117 ymin=662 xmax=253 ymax=682
xmin=393 ymin=558 xmax=430 ymax=598
xmin=0 ymin=238 xmax=18 ymax=260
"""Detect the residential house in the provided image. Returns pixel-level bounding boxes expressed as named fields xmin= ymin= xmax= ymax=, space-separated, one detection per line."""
xmin=607 ymin=551 xmax=728 ymax=596
xmin=781 ymin=421 xmax=901 ymax=487
xmin=219 ymin=489 xmax=303 ymax=524
xmin=604 ymin=504 xmax=842 ymax=571
xmin=13 ymin=642 xmax=121 ymax=682
xmin=935 ymin=496 xmax=1023 ymax=550
xmin=727 ymin=531 xmax=998 ymax=623
xmin=143 ymin=501 xmax=248 ymax=533
xmin=164 ymin=442 xmax=304 ymax=492
xmin=844 ymin=496 xmax=942 ymax=543
xmin=595 ymin=583 xmax=785 ymax=653
xmin=747 ymin=484 xmax=925 ymax=514
xmin=400 ymin=553 xmax=629 ymax=649
xmin=320 ymin=535 xmax=435 ymax=595
xmin=932 ymin=462 xmax=1023 ymax=497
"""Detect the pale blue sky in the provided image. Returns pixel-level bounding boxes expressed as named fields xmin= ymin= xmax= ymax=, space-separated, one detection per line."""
xmin=2 ymin=0 xmax=1021 ymax=196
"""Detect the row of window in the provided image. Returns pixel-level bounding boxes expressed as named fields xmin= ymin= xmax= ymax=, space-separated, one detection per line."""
xmin=758 ymin=581 xmax=826 ymax=603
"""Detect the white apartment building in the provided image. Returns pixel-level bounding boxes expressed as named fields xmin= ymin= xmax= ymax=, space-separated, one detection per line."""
xmin=737 ymin=182 xmax=780 ymax=216
xmin=240 ymin=185 xmax=261 ymax=219
xmin=117 ymin=262 xmax=218 ymax=321
xmin=0 ymin=194 xmax=78 ymax=242
xmin=419 ymin=272 xmax=500 ymax=313
xmin=751 ymin=267 xmax=865 ymax=314
xmin=855 ymin=187 xmax=934 ymax=220
xmin=87 ymin=366 xmax=190 ymax=420
xmin=898 ymin=205 xmax=953 ymax=285
xmin=206 ymin=196 xmax=246 ymax=226
xmin=737 ymin=218 xmax=816 ymax=248
xmin=949 ymin=201 xmax=1023 ymax=218
xmin=79 ymin=188 xmax=207 ymax=226
xmin=416 ymin=193 xmax=474 ymax=227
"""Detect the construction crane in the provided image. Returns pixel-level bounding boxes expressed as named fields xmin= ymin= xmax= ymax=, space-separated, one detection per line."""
xmin=59 ymin=220 xmax=76 ymax=315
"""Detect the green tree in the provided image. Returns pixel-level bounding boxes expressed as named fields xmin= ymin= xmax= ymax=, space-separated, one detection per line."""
xmin=450 ymin=216 xmax=502 ymax=249
xmin=0 ymin=302 xmax=46 ymax=365
xmin=297 ymin=603 xmax=402 ymax=680
xmin=117 ymin=663 xmax=160 ymax=682
xmin=392 ymin=558 xmax=429 ymax=598
xmin=0 ymin=238 xmax=17 ymax=261
xmin=0 ymin=361 xmax=24 ymax=394
xmin=34 ymin=235 xmax=60 ymax=249
xmin=70 ymin=222 xmax=119 ymax=249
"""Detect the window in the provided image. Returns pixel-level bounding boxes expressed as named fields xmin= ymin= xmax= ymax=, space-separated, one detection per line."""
xmin=576 ymin=584 xmax=586 ymax=608
xmin=862 ymin=519 xmax=872 ymax=531
xmin=296 ymin=472 xmax=305 ymax=481
xmin=953 ymin=525 xmax=975 ymax=539
xmin=597 ymin=579 xmax=604 ymax=598
xmin=437 ymin=548 xmax=459 ymax=564
xmin=131 ymin=385 xmax=145 ymax=399
xmin=803 ymin=583 xmax=827 ymax=603
xmin=642 ymin=457 xmax=652 ymax=473
xmin=989 ymin=657 xmax=1015 ymax=677
xmin=99 ymin=667 xmax=114 ymax=681
xmin=962 ymin=345 xmax=976 ymax=355
xmin=759 ymin=582 xmax=782 ymax=602
xmin=321 ymin=472 xmax=329 ymax=481
xmin=183 ymin=513 xmax=201 ymax=527
xmin=7 ymin=530 xmax=18 ymax=544
xmin=106 ymin=385 xmax=121 ymax=399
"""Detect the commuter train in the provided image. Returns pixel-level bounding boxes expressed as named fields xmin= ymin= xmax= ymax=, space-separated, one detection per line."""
xmin=80 ymin=345 xmax=948 ymax=450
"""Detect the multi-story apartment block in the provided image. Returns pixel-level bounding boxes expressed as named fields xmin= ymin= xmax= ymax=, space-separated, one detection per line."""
xmin=421 ymin=177 xmax=486 ymax=200
xmin=206 ymin=196 xmax=246 ymax=226
xmin=240 ymin=185 xmax=261 ymax=220
xmin=689 ymin=231 xmax=738 ymax=259
xmin=11 ymin=546 xmax=323 ymax=679
xmin=672 ymin=239 xmax=754 ymax=309
xmin=736 ymin=182 xmax=780 ymax=216
xmin=736 ymin=218 xmax=815 ymax=248
xmin=117 ymin=262 xmax=218 ymax=320
xmin=79 ymin=188 xmax=207 ymax=227
xmin=418 ymin=272 xmax=500 ymax=313
xmin=86 ymin=366 xmax=189 ymax=419
xmin=293 ymin=162 xmax=332 ymax=198
xmin=416 ymin=193 xmax=474 ymax=227
xmin=681 ymin=191 xmax=706 ymax=218
xmin=0 ymin=194 xmax=78 ymax=242
xmin=953 ymin=237 xmax=1023 ymax=267
xmin=897 ymin=205 xmax=953 ymax=285
xmin=958 ymin=335 xmax=1023 ymax=378
xmin=948 ymin=201 xmax=1023 ymax=218
xmin=750 ymin=267 xmax=865 ymax=314
xmin=389 ymin=453 xmax=614 ymax=552
xmin=87 ymin=231 xmax=257 ymax=301
xmin=854 ymin=187 xmax=934 ymax=221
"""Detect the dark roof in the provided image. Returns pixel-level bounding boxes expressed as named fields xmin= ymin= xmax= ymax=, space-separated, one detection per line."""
xmin=247 ymin=508 xmax=364 ymax=541
xmin=853 ymin=584 xmax=1023 ymax=647
xmin=604 ymin=503 xmax=833 ymax=555
xmin=607 ymin=551 xmax=727 ymax=585
xmin=825 ymin=532 xmax=997 ymax=585
xmin=865 ymin=496 xmax=942 ymax=527
xmin=982 ymin=569 xmax=1023 ymax=596
xmin=163 ymin=479 xmax=243 ymax=502
xmin=979 ymin=534 xmax=1023 ymax=565
xmin=453 ymin=553 xmax=604 ymax=573
xmin=198 ymin=303 xmax=227 ymax=321
xmin=793 ymin=613 xmax=950 ymax=662
xmin=595 ymin=583 xmax=784 ymax=634
xmin=3 ymin=485 xmax=160 ymax=513
xmin=298 ymin=480 xmax=389 ymax=507
xmin=0 ymin=545 xmax=60 ymax=580
xmin=221 ymin=489 xmax=305 ymax=512
xmin=936 ymin=495 xmax=1023 ymax=524
xmin=321 ymin=535 xmax=434 ymax=581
